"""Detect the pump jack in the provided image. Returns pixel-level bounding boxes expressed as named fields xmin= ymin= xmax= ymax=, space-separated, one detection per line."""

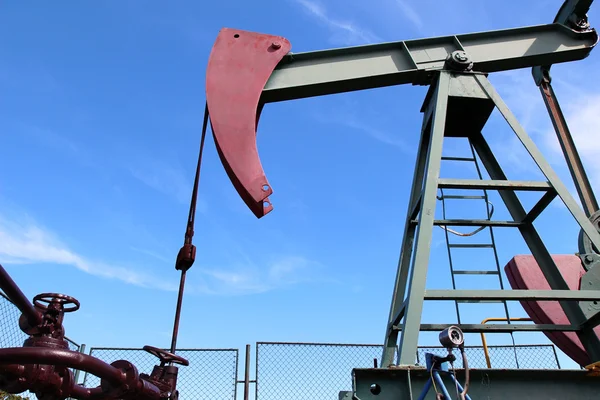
xmin=1 ymin=0 xmax=600 ymax=399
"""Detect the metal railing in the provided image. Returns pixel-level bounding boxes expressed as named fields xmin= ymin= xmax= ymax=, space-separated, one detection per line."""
xmin=417 ymin=344 xmax=560 ymax=369
xmin=82 ymin=347 xmax=239 ymax=399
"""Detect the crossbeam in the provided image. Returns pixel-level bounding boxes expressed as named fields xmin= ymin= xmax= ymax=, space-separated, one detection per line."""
xmin=425 ymin=289 xmax=600 ymax=301
xmin=262 ymin=23 xmax=598 ymax=102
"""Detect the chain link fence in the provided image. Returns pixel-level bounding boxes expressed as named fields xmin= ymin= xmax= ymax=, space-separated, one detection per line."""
xmin=256 ymin=342 xmax=388 ymax=400
xmin=417 ymin=344 xmax=560 ymax=369
xmin=255 ymin=342 xmax=560 ymax=399
xmin=0 ymin=291 xmax=563 ymax=400
xmin=82 ymin=348 xmax=238 ymax=399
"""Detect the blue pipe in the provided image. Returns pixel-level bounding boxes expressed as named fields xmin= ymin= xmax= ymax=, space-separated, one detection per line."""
xmin=433 ymin=371 xmax=452 ymax=399
xmin=416 ymin=377 xmax=433 ymax=400
xmin=448 ymin=373 xmax=472 ymax=400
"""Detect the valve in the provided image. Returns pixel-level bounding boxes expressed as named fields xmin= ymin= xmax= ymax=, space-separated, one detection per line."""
xmin=0 ymin=347 xmax=167 ymax=400
xmin=0 ymin=270 xmax=167 ymax=400
xmin=139 ymin=346 xmax=189 ymax=399
xmin=33 ymin=293 xmax=80 ymax=313
xmin=19 ymin=292 xmax=79 ymax=350
xmin=143 ymin=346 xmax=189 ymax=367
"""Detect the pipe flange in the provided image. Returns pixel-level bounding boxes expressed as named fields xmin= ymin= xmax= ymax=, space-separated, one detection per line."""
xmin=31 ymin=366 xmax=74 ymax=400
xmin=23 ymin=336 xmax=70 ymax=350
xmin=101 ymin=360 xmax=139 ymax=396
xmin=445 ymin=51 xmax=473 ymax=71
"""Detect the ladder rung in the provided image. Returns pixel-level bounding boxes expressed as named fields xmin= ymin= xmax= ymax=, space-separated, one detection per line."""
xmin=439 ymin=195 xmax=486 ymax=200
xmin=447 ymin=243 xmax=494 ymax=248
xmin=456 ymin=299 xmax=505 ymax=303
xmin=438 ymin=179 xmax=553 ymax=191
xmin=453 ymin=270 xmax=500 ymax=275
xmin=434 ymin=219 xmax=521 ymax=227
xmin=441 ymin=156 xmax=476 ymax=162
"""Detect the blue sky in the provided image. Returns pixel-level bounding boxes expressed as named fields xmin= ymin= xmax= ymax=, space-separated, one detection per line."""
xmin=1 ymin=0 xmax=600 ymax=379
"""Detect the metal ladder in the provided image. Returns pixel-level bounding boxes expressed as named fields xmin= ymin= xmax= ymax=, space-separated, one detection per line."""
xmin=437 ymin=139 xmax=519 ymax=366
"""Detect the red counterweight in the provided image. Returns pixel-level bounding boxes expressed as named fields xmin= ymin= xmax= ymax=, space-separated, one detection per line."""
xmin=206 ymin=28 xmax=291 ymax=218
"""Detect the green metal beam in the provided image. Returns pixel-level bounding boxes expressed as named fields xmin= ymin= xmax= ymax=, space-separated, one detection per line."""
xmin=428 ymin=219 xmax=522 ymax=227
xmin=262 ymin=23 xmax=597 ymax=102
xmin=425 ymin=289 xmax=600 ymax=301
xmin=523 ymin=191 xmax=558 ymax=223
xmin=394 ymin=323 xmax=578 ymax=332
xmin=380 ymin=92 xmax=434 ymax=368
xmin=396 ymin=72 xmax=451 ymax=366
xmin=437 ymin=179 xmax=553 ymax=191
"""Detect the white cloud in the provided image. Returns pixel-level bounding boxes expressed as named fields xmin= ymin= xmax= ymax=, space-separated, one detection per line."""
xmin=0 ymin=210 xmax=329 ymax=296
xmin=395 ymin=0 xmax=423 ymax=31
xmin=129 ymin=158 xmax=207 ymax=212
xmin=293 ymin=0 xmax=381 ymax=45
xmin=342 ymin=117 xmax=412 ymax=151
xmin=191 ymin=255 xmax=327 ymax=296
xmin=313 ymin=110 xmax=412 ymax=151
xmin=130 ymin=246 xmax=172 ymax=264
xmin=0 ymin=214 xmax=177 ymax=291
xmin=484 ymin=67 xmax=600 ymax=212
xmin=543 ymin=93 xmax=600 ymax=190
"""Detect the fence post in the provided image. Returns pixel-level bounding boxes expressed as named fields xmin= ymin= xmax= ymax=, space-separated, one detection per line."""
xmin=244 ymin=344 xmax=250 ymax=400
xmin=73 ymin=344 xmax=87 ymax=385
xmin=236 ymin=344 xmax=256 ymax=400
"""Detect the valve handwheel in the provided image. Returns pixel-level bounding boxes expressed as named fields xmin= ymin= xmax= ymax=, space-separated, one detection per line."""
xmin=143 ymin=345 xmax=189 ymax=366
xmin=33 ymin=293 xmax=80 ymax=313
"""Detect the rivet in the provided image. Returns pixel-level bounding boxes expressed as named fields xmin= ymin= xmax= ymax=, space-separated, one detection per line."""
xmin=271 ymin=42 xmax=281 ymax=50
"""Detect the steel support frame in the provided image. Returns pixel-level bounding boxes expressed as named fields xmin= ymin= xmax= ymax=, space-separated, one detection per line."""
xmin=383 ymin=71 xmax=451 ymax=367
xmin=472 ymin=75 xmax=600 ymax=350
xmin=382 ymin=70 xmax=600 ymax=368
xmin=381 ymin=84 xmax=433 ymax=367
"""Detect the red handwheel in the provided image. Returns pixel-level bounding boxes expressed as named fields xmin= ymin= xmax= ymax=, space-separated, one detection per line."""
xmin=143 ymin=346 xmax=189 ymax=366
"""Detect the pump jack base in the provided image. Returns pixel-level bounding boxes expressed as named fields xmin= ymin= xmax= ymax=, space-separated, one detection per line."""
xmin=505 ymin=254 xmax=600 ymax=367
xmin=339 ymin=367 xmax=600 ymax=399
